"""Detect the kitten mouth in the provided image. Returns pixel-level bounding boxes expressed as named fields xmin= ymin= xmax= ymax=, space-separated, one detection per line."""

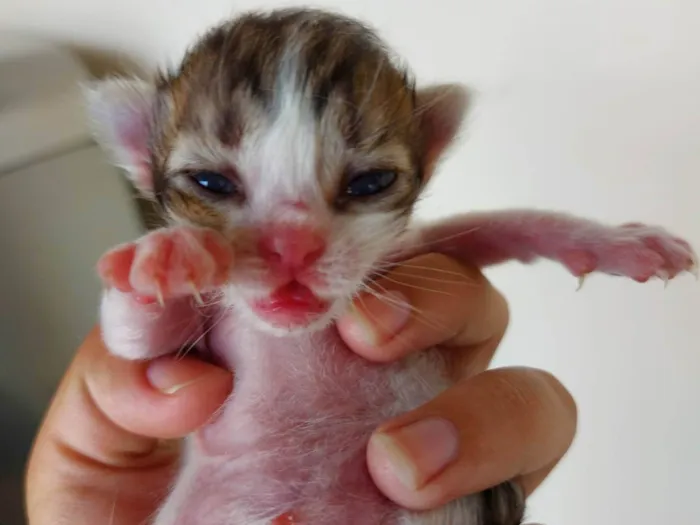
xmin=251 ymin=281 xmax=330 ymax=326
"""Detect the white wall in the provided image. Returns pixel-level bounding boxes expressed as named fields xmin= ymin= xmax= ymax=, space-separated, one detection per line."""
xmin=2 ymin=1 xmax=699 ymax=524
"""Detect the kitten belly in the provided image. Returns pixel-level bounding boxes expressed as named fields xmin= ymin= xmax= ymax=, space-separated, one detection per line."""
xmin=153 ymin=311 xmax=451 ymax=525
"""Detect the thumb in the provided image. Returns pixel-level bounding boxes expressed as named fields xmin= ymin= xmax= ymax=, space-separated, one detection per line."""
xmin=34 ymin=326 xmax=232 ymax=468
xmin=26 ymin=327 xmax=232 ymax=525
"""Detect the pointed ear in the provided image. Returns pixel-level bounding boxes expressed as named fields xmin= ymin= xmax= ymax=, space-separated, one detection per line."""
xmin=415 ymin=83 xmax=471 ymax=181
xmin=82 ymin=78 xmax=157 ymax=198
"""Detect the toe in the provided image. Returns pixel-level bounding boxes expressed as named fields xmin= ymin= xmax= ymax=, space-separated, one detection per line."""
xmin=98 ymin=244 xmax=136 ymax=292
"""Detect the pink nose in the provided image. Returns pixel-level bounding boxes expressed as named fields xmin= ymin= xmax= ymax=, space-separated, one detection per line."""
xmin=258 ymin=226 xmax=326 ymax=271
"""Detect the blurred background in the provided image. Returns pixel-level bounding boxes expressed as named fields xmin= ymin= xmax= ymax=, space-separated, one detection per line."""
xmin=0 ymin=1 xmax=698 ymax=524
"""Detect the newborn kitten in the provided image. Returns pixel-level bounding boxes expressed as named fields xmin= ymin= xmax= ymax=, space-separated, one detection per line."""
xmin=85 ymin=8 xmax=696 ymax=525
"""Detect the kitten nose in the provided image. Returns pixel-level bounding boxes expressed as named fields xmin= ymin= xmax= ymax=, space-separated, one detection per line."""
xmin=258 ymin=226 xmax=326 ymax=271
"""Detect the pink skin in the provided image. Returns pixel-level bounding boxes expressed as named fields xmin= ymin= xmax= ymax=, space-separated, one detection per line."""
xmin=257 ymin=225 xmax=327 ymax=275
xmin=97 ymin=210 xmax=696 ymax=524
xmin=253 ymin=225 xmax=331 ymax=324
xmin=252 ymin=281 xmax=331 ymax=326
xmin=395 ymin=210 xmax=696 ymax=283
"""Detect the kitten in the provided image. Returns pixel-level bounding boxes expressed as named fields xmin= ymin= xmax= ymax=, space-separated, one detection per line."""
xmin=85 ymin=8 xmax=696 ymax=525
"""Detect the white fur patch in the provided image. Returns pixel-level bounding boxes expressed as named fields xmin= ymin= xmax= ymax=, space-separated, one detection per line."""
xmin=238 ymin=74 xmax=322 ymax=219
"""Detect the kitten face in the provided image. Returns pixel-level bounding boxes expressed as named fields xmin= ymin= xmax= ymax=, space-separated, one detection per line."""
xmin=86 ymin=8 xmax=470 ymax=335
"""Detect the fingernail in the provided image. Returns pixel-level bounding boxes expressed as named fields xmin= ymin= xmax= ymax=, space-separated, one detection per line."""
xmin=370 ymin=418 xmax=459 ymax=490
xmin=147 ymin=358 xmax=207 ymax=394
xmin=347 ymin=290 xmax=411 ymax=346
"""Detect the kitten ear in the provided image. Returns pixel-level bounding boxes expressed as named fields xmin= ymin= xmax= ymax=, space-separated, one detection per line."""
xmin=415 ymin=83 xmax=471 ymax=180
xmin=83 ymin=78 xmax=157 ymax=197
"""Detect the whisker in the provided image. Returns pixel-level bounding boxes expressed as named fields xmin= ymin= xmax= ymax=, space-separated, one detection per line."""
xmin=176 ymin=307 xmax=229 ymax=359
xmin=388 ymin=264 xmax=476 ymax=279
xmin=362 ymin=282 xmax=447 ymax=332
xmin=355 ymin=291 xmax=398 ymax=342
xmin=389 ymin=269 xmax=477 ymax=287
xmin=379 ymin=275 xmax=460 ymax=297
xmin=362 ymin=288 xmax=446 ymax=334
xmin=157 ymin=313 xmax=206 ymax=359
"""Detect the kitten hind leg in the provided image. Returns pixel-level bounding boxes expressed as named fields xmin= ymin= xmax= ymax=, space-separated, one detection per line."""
xmin=399 ymin=480 xmax=525 ymax=525
xmin=475 ymin=481 xmax=526 ymax=525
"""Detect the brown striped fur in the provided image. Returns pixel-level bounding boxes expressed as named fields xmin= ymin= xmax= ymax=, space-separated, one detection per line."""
xmin=147 ymin=8 xmax=425 ymax=228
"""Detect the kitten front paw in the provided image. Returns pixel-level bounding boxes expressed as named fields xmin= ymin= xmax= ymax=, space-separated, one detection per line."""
xmin=560 ymin=223 xmax=697 ymax=286
xmin=98 ymin=226 xmax=234 ymax=304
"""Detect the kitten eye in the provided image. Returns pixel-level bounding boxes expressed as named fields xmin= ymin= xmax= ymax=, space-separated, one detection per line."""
xmin=345 ymin=170 xmax=397 ymax=198
xmin=190 ymin=170 xmax=237 ymax=196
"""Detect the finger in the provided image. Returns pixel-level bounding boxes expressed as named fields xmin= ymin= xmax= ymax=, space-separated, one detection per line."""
xmin=366 ymin=367 xmax=577 ymax=510
xmin=97 ymin=243 xmax=136 ymax=292
xmin=26 ymin=327 xmax=232 ymax=525
xmin=337 ymin=253 xmax=509 ymax=364
xmin=87 ymin=337 xmax=232 ymax=444
xmin=68 ymin=328 xmax=232 ymax=466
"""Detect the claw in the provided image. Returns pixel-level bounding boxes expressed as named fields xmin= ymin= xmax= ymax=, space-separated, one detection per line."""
xmin=658 ymin=271 xmax=669 ymax=289
xmin=576 ymin=274 xmax=587 ymax=291
xmin=189 ymin=282 xmax=204 ymax=306
xmin=155 ymin=286 xmax=165 ymax=307
xmin=690 ymin=253 xmax=699 ymax=280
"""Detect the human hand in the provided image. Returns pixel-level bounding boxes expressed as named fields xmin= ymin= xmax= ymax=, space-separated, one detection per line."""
xmin=25 ymin=327 xmax=232 ymax=525
xmin=338 ymin=253 xmax=577 ymax=510
xmin=25 ymin=253 xmax=576 ymax=524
